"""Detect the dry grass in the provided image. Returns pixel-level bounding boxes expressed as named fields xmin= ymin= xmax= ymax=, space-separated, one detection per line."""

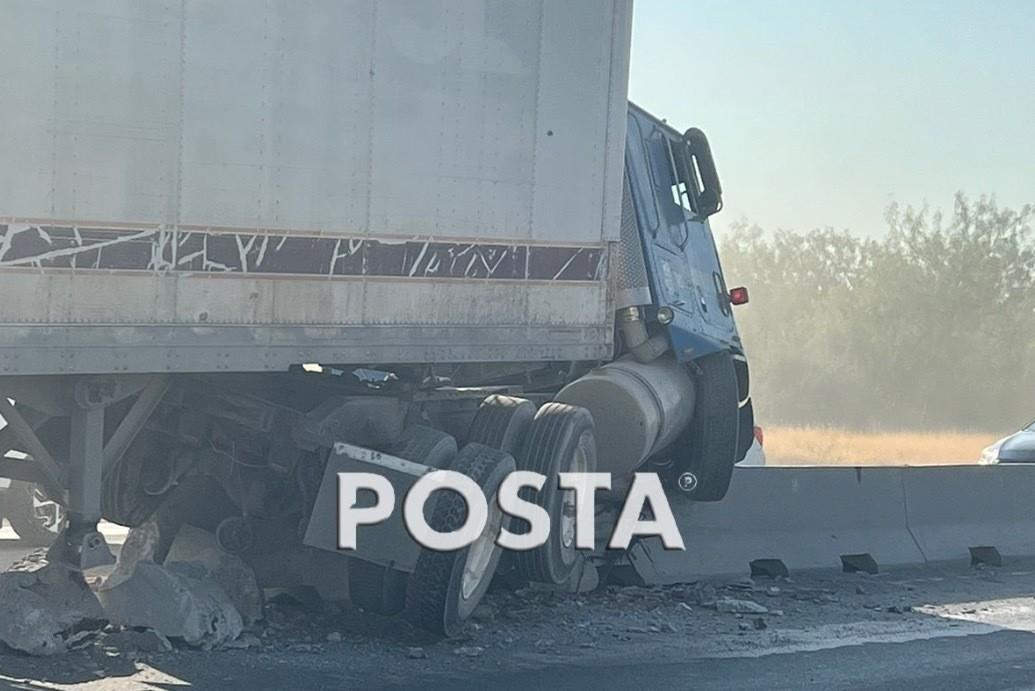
xmin=762 ymin=425 xmax=997 ymax=466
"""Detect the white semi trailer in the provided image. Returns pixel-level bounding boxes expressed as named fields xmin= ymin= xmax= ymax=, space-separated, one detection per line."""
xmin=0 ymin=1 xmax=752 ymax=635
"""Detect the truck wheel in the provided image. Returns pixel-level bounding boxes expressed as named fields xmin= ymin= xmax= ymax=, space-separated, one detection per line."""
xmin=406 ymin=443 xmax=514 ymax=637
xmin=348 ymin=558 xmax=408 ymax=616
xmin=5 ymin=481 xmax=64 ymax=546
xmin=387 ymin=425 xmax=457 ymax=469
xmin=466 ymin=395 xmax=535 ymax=456
xmin=673 ymin=351 xmax=740 ymax=501
xmin=101 ymin=432 xmax=167 ymax=527
xmin=514 ymin=403 xmax=597 ymax=585
xmin=346 ymin=425 xmax=459 ymax=615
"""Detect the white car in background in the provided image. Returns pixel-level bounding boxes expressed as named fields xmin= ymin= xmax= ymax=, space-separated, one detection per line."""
xmin=979 ymin=419 xmax=1035 ymax=464
xmin=738 ymin=426 xmax=767 ymax=466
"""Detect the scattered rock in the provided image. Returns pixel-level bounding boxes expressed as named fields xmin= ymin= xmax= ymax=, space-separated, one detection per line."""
xmin=165 ymin=525 xmax=264 ymax=625
xmin=471 ymin=604 xmax=496 ymax=622
xmin=102 ymin=628 xmax=173 ymax=653
xmin=325 ymin=631 xmax=343 ymax=642
xmin=856 ymin=585 xmax=867 ymax=595
xmin=108 ymin=520 xmax=164 ymax=584
xmin=453 ymin=645 xmax=484 ymax=658
xmin=737 ymin=622 xmax=751 ymax=631
xmin=765 ymin=586 xmax=781 ymax=597
xmin=886 ymin=605 xmax=912 ymax=614
xmin=727 ymin=578 xmax=755 ymax=591
xmin=224 ymin=633 xmax=261 ymax=649
xmin=97 ymin=561 xmax=243 ymax=648
xmin=678 ymin=602 xmax=694 ymax=613
xmin=715 ymin=597 xmax=769 ymax=615
xmin=752 ymin=617 xmax=768 ymax=630
xmin=0 ymin=552 xmax=106 ymax=655
xmin=407 ymin=646 xmax=428 ymax=659
xmin=287 ymin=643 xmax=323 ymax=653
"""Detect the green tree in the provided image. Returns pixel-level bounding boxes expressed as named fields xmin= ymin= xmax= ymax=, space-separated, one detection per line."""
xmin=720 ymin=195 xmax=1035 ymax=432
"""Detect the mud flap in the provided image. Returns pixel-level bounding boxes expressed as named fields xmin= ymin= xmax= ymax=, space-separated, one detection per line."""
xmin=667 ymin=351 xmax=739 ymax=502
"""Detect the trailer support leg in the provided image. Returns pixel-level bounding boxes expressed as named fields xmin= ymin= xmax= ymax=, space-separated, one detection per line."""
xmin=48 ymin=405 xmax=115 ymax=571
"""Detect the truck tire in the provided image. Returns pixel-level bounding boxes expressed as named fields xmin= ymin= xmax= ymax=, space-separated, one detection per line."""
xmin=347 ymin=424 xmax=459 ymax=614
xmin=466 ymin=395 xmax=535 ymax=456
xmin=348 ymin=558 xmax=408 ymax=616
xmin=5 ymin=481 xmax=64 ymax=546
xmin=406 ymin=443 xmax=514 ymax=637
xmin=387 ymin=425 xmax=457 ymax=469
xmin=673 ymin=351 xmax=740 ymax=501
xmin=101 ymin=432 xmax=168 ymax=527
xmin=514 ymin=403 xmax=597 ymax=585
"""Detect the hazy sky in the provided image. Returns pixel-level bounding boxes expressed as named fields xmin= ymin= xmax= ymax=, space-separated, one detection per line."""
xmin=628 ymin=0 xmax=1035 ymax=237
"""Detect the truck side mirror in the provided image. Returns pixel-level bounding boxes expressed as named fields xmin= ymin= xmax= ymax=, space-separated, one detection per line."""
xmin=683 ymin=128 xmax=723 ymax=218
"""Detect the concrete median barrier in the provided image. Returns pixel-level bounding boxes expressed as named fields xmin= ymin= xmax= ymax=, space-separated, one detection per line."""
xmin=631 ymin=466 xmax=925 ymax=584
xmin=902 ymin=465 xmax=1035 ymax=564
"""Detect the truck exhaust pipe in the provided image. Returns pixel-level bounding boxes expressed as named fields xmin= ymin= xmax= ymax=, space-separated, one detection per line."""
xmin=618 ymin=306 xmax=670 ymax=364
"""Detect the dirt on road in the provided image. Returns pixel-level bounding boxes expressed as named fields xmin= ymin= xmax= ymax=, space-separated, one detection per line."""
xmin=2 ymin=535 xmax=1034 ymax=691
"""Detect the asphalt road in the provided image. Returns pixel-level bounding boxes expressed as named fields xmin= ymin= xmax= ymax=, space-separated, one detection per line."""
xmin=6 ymin=622 xmax=1034 ymax=691
xmin=4 ymin=530 xmax=1035 ymax=690
xmin=430 ymin=631 xmax=1035 ymax=691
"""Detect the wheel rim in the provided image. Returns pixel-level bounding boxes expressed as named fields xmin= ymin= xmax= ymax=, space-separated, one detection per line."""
xmin=559 ymin=430 xmax=593 ymax=564
xmin=461 ymin=495 xmax=504 ymax=600
xmin=31 ymin=488 xmax=64 ymax=534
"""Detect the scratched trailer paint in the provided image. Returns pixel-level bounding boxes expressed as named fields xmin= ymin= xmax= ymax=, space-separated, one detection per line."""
xmin=0 ymin=0 xmax=632 ymax=375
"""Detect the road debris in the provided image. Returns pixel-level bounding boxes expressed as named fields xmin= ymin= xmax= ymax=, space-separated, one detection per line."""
xmin=453 ymin=645 xmax=485 ymax=658
xmin=97 ymin=560 xmax=243 ymax=648
xmin=714 ymin=597 xmax=769 ymax=614
xmin=165 ymin=525 xmax=264 ymax=625
xmin=99 ymin=627 xmax=173 ymax=653
xmin=0 ymin=551 xmax=105 ymax=655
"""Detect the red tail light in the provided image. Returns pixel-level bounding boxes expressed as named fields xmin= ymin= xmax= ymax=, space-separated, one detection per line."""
xmin=753 ymin=425 xmax=764 ymax=446
xmin=729 ymin=286 xmax=749 ymax=306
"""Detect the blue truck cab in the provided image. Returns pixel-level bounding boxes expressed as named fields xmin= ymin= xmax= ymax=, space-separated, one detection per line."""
xmin=624 ymin=103 xmax=744 ymax=360
xmin=618 ymin=103 xmax=753 ymax=499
